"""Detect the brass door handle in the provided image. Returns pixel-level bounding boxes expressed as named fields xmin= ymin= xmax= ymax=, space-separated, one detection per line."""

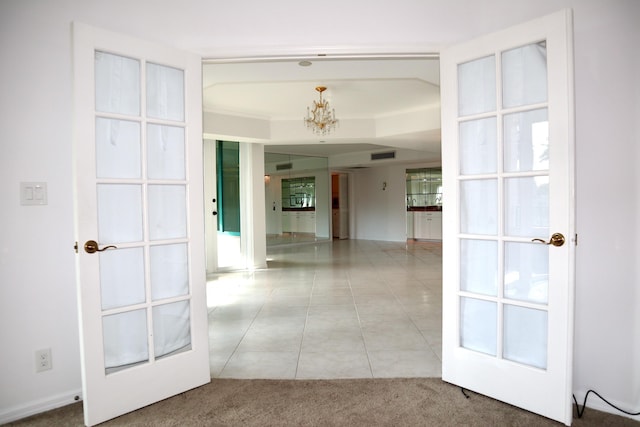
xmin=84 ymin=240 xmax=117 ymax=254
xmin=531 ymin=232 xmax=565 ymax=247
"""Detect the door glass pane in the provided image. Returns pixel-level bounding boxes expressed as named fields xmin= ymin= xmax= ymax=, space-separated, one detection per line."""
xmin=96 ymin=118 xmax=141 ymax=179
xmin=461 ymin=239 xmax=498 ymax=296
xmin=504 ymin=108 xmax=549 ymax=172
xmin=148 ymin=185 xmax=187 ymax=240
xmin=502 ymin=42 xmax=547 ymax=108
xmin=504 ymin=242 xmax=548 ymax=304
xmin=147 ymin=124 xmax=185 ymax=180
xmin=505 ymin=176 xmax=549 ymax=237
xmin=97 ymin=184 xmax=143 ymax=244
xmin=460 ymin=297 xmax=497 ymax=356
xmin=460 ymin=179 xmax=497 ymax=235
xmin=103 ymin=309 xmax=148 ymax=373
xmin=146 ymin=62 xmax=184 ymax=121
xmin=100 ymin=247 xmax=145 ymax=310
xmin=458 ymin=55 xmax=496 ymax=116
xmin=150 ymin=244 xmax=189 ymax=301
xmin=153 ymin=301 xmax=191 ymax=359
xmin=95 ymin=51 xmax=140 ymax=116
xmin=459 ymin=117 xmax=497 ymax=175
xmin=503 ymin=305 xmax=548 ymax=369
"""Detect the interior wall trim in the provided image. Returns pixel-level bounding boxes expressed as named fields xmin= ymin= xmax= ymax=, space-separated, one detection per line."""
xmin=0 ymin=389 xmax=83 ymax=424
xmin=202 ymin=52 xmax=439 ymax=64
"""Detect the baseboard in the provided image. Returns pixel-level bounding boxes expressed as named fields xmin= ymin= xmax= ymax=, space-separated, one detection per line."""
xmin=574 ymin=388 xmax=640 ymax=422
xmin=0 ymin=389 xmax=83 ymax=424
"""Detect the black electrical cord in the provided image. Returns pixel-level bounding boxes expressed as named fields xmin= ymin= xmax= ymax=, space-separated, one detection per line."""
xmin=459 ymin=386 xmax=639 ymax=419
xmin=573 ymin=390 xmax=640 ymax=418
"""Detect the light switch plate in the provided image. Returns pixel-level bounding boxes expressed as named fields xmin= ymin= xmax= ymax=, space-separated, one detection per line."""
xmin=20 ymin=182 xmax=48 ymax=205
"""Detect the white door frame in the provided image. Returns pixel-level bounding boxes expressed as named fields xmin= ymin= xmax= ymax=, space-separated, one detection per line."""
xmin=202 ymin=11 xmax=574 ymax=423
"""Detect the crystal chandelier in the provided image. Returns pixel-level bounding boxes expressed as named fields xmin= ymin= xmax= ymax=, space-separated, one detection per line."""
xmin=304 ymin=86 xmax=338 ymax=136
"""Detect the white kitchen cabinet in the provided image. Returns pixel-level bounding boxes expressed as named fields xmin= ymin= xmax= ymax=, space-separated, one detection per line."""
xmin=412 ymin=211 xmax=442 ymax=240
xmin=297 ymin=211 xmax=316 ymax=233
xmin=282 ymin=211 xmax=291 ymax=232
xmin=406 ymin=211 xmax=414 ymax=239
xmin=282 ymin=210 xmax=315 ymax=233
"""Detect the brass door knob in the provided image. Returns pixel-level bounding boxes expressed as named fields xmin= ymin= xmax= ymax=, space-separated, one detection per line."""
xmin=531 ymin=232 xmax=565 ymax=247
xmin=84 ymin=240 xmax=117 ymax=254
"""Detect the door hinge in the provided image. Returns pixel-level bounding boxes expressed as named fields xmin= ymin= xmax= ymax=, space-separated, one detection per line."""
xmin=574 ymin=233 xmax=578 ymax=246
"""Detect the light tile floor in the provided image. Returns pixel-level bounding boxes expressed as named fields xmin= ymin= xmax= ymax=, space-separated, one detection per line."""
xmin=206 ymin=239 xmax=442 ymax=379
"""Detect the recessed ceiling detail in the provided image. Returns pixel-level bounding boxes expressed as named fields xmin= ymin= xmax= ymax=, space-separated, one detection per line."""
xmin=202 ymin=57 xmax=442 ymax=164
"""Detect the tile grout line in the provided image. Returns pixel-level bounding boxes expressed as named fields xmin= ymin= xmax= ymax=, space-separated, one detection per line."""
xmin=349 ymin=259 xmax=376 ymax=379
xmin=293 ymin=269 xmax=316 ymax=379
xmin=216 ymin=272 xmax=275 ymax=378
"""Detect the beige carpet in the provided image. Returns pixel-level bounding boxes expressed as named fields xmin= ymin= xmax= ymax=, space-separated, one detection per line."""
xmin=9 ymin=378 xmax=638 ymax=426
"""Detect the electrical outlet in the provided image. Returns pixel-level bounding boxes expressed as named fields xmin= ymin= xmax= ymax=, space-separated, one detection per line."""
xmin=35 ymin=348 xmax=52 ymax=372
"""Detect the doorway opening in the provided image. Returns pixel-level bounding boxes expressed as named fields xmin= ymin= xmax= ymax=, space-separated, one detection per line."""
xmin=331 ymin=172 xmax=350 ymax=239
xmin=202 ymin=54 xmax=443 ymax=378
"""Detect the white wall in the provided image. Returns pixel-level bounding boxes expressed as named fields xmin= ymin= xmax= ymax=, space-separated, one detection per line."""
xmin=0 ymin=3 xmax=83 ymax=421
xmin=351 ymin=162 xmax=442 ymax=242
xmin=1 ymin=0 xmax=639 ymax=422
xmin=264 ymin=169 xmax=331 ymax=239
xmin=572 ymin=1 xmax=640 ymax=414
xmin=265 ymin=176 xmax=282 ymax=235
xmin=351 ymin=165 xmax=410 ymax=242
xmin=240 ymin=143 xmax=268 ymax=270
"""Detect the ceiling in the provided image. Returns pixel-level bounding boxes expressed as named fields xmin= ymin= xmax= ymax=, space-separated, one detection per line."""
xmin=202 ymin=56 xmax=442 ymax=161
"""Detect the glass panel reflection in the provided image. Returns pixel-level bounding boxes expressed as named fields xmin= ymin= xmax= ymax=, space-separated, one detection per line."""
xmin=504 ymin=242 xmax=548 ymax=304
xmin=103 ymin=309 xmax=148 ymax=373
xmin=460 ymin=297 xmax=497 ymax=356
xmin=264 ymin=152 xmax=330 ymax=247
xmin=503 ymin=304 xmax=548 ymax=369
xmin=99 ymin=247 xmax=145 ymax=310
xmin=460 ymin=179 xmax=497 ymax=235
xmin=147 ymin=124 xmax=185 ymax=180
xmin=458 ymin=55 xmax=496 ymax=116
xmin=148 ymin=185 xmax=187 ymax=240
xmin=504 ymin=109 xmax=549 ymax=172
xmin=502 ymin=42 xmax=548 ymax=108
xmin=406 ymin=168 xmax=442 ymax=207
xmin=150 ymin=244 xmax=189 ymax=301
xmin=95 ymin=51 xmax=140 ymax=116
xmin=461 ymin=239 xmax=498 ymax=296
xmin=96 ymin=118 xmax=141 ymax=179
xmin=97 ymin=184 xmax=143 ymax=244
xmin=146 ymin=62 xmax=184 ymax=121
xmin=505 ymin=176 xmax=549 ymax=237
xmin=459 ymin=117 xmax=497 ymax=175
xmin=153 ymin=301 xmax=191 ymax=359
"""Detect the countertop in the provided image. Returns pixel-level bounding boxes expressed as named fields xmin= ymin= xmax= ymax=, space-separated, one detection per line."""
xmin=282 ymin=207 xmax=316 ymax=212
xmin=407 ymin=206 xmax=442 ymax=212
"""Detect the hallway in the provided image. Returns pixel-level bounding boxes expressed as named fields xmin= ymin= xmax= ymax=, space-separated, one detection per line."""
xmin=207 ymin=239 xmax=442 ymax=379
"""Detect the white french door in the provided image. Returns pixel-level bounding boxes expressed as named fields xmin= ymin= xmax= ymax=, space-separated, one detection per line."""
xmin=72 ymin=23 xmax=209 ymax=426
xmin=441 ymin=9 xmax=575 ymax=425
